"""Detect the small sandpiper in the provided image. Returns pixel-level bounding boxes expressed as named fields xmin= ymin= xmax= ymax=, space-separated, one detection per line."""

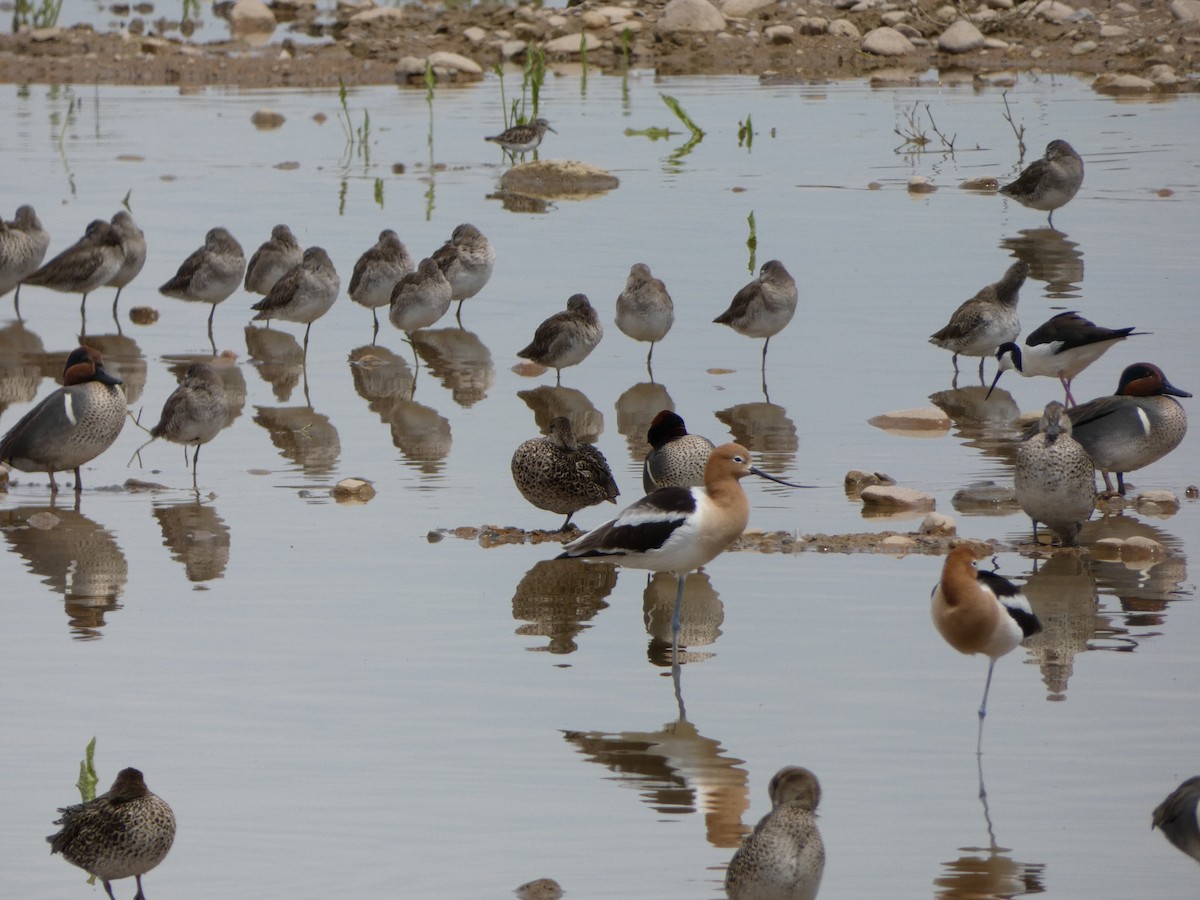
xmin=988 ymin=310 xmax=1145 ymax=406
xmin=244 ymin=224 xmax=303 ymax=295
xmin=725 ymin=766 xmax=825 ymax=900
xmin=641 ymin=410 xmax=715 ymax=494
xmin=24 ymin=219 xmax=126 ymax=318
xmin=148 ymin=361 xmax=230 ymax=485
xmin=929 ymin=260 xmax=1028 ymax=383
xmin=48 ymin=767 xmax=176 ymax=900
xmin=713 ymin=259 xmax=798 ymax=374
xmin=1000 ymin=139 xmax=1084 ymax=229
xmin=250 ymin=246 xmax=340 ymax=354
xmin=485 ymin=117 xmax=556 ymax=159
xmin=432 ymin=223 xmax=495 ymax=320
xmin=517 ymin=293 xmax=603 ymax=385
xmin=349 ymin=229 xmax=414 ymax=338
xmin=615 ymin=262 xmax=674 ymax=370
xmin=0 ymin=204 xmax=50 ymax=316
xmin=388 ymin=257 xmax=453 ymax=338
xmin=511 ymin=415 xmax=620 ymax=530
xmin=159 ymin=226 xmax=247 ymax=330
xmin=1015 ymin=400 xmax=1096 ymax=547
xmin=106 ymin=210 xmax=147 ymax=317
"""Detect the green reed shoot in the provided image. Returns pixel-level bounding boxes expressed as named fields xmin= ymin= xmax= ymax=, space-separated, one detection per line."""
xmin=425 ymin=60 xmax=437 ymax=220
xmin=12 ymin=0 xmax=62 ymax=30
xmin=374 ymin=178 xmax=384 ymax=208
xmin=738 ymin=114 xmax=753 ymax=150
xmin=525 ymin=45 xmax=545 ymax=119
xmin=660 ymin=94 xmax=704 ymax=139
xmin=76 ymin=736 xmax=98 ymax=802
xmin=746 ymin=212 xmax=757 ymax=273
xmin=580 ymin=33 xmax=589 ymax=94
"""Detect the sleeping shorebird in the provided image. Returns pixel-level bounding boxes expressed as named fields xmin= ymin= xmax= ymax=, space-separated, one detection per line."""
xmin=250 ymin=246 xmax=340 ymax=355
xmin=615 ymin=262 xmax=674 ymax=371
xmin=931 ymin=546 xmax=1042 ymax=752
xmin=349 ymin=229 xmax=414 ymax=339
xmin=1000 ymin=139 xmax=1084 ymax=230
xmin=713 ymin=260 xmax=797 ymax=379
xmin=432 ymin=223 xmax=494 ymax=321
xmin=24 ymin=219 xmax=126 ymax=321
xmin=0 ymin=204 xmax=50 ymax=317
xmin=930 ymin=260 xmax=1028 ymax=384
xmin=159 ymin=226 xmax=246 ymax=332
xmin=106 ymin=210 xmax=147 ymax=318
xmin=517 ymin=294 xmax=603 ymax=386
xmin=244 ymin=224 xmax=303 ymax=295
xmin=557 ymin=443 xmax=798 ymax=655
xmin=143 ymin=362 xmax=229 ymax=488
xmin=987 ymin=310 xmax=1145 ymax=406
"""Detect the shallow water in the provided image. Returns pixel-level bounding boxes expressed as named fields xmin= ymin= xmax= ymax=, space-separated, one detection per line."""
xmin=0 ymin=69 xmax=1197 ymax=898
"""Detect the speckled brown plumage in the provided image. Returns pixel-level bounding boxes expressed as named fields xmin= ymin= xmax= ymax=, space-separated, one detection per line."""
xmin=1015 ymin=400 xmax=1095 ymax=547
xmin=511 ymin=416 xmax=619 ymax=530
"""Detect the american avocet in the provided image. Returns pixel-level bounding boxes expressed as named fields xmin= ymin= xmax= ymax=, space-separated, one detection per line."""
xmin=48 ymin=767 xmax=176 ymax=900
xmin=615 ymin=263 xmax=674 ymax=371
xmin=0 ymin=346 xmax=126 ymax=494
xmin=250 ymin=246 xmax=340 ymax=355
xmin=244 ymin=224 xmax=302 ymax=295
xmin=713 ymin=260 xmax=797 ymax=375
xmin=932 ymin=546 xmax=1041 ymax=749
xmin=641 ymin=410 xmax=714 ymax=494
xmin=1015 ymin=401 xmax=1096 ymax=547
xmin=557 ymin=443 xmax=797 ymax=652
xmin=1153 ymin=776 xmax=1200 ymax=864
xmin=517 ymin=294 xmax=603 ymax=386
xmin=146 ymin=362 xmax=229 ymax=487
xmin=485 ymin=117 xmax=555 ymax=160
xmin=725 ymin=766 xmax=825 ymax=900
xmin=349 ymin=229 xmax=414 ymax=339
xmin=511 ymin=416 xmax=619 ymax=530
xmin=159 ymin=227 xmax=247 ymax=333
xmin=1025 ymin=362 xmax=1190 ymax=496
xmin=929 ymin=260 xmax=1028 ymax=383
xmin=987 ymin=310 xmax=1145 ymax=406
xmin=999 ymin=139 xmax=1084 ymax=229
xmin=0 ymin=204 xmax=49 ymax=317
xmin=432 ymin=223 xmax=494 ymax=321
xmin=106 ymin=211 xmax=146 ymax=319
xmin=25 ymin=219 xmax=125 ymax=320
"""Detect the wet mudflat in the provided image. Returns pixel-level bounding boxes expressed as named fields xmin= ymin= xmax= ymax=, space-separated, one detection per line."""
xmin=0 ymin=71 xmax=1197 ymax=897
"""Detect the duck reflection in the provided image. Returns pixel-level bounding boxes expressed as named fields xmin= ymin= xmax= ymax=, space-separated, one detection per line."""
xmin=79 ymin=332 xmax=147 ymax=406
xmin=518 ymin=385 xmax=603 ymax=443
xmin=1000 ymin=228 xmax=1083 ymax=298
xmin=252 ymin=405 xmax=340 ymax=477
xmin=151 ymin=498 xmax=231 ymax=584
xmin=164 ymin=350 xmax=247 ymax=429
xmin=714 ymin=401 xmax=797 ymax=477
xmin=0 ymin=504 xmax=127 ymax=639
xmin=1089 ymin=514 xmax=1188 ymax=632
xmin=934 ymin=755 xmax=1047 ymax=898
xmin=614 ymin=382 xmax=674 ymax=462
xmin=245 ymin=324 xmax=304 ymax=403
xmin=644 ymin=572 xmax=723 ymax=666
xmin=563 ymin=714 xmax=750 ymax=849
xmin=511 ymin=559 xmax=617 ymax=653
xmin=1020 ymin=554 xmax=1098 ymax=701
xmin=0 ymin=321 xmax=44 ymax=418
xmin=410 ymin=326 xmax=494 ymax=407
xmin=929 ymin=386 xmax=1022 ymax=469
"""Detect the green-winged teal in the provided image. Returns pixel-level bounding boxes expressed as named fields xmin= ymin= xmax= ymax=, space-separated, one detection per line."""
xmin=511 ymin=416 xmax=619 ymax=530
xmin=1015 ymin=401 xmax=1096 ymax=547
xmin=641 ymin=410 xmax=714 ymax=494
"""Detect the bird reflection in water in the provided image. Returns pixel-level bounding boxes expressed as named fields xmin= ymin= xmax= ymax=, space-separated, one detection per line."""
xmin=1019 ymin=554 xmax=1098 ymax=701
xmin=1088 ymin=515 xmax=1188 ymax=635
xmin=715 ymin=401 xmax=798 ymax=481
xmin=928 ymin=386 xmax=1022 ymax=470
xmin=614 ymin=382 xmax=674 ymax=463
xmin=511 ymin=559 xmax=616 ymax=653
xmin=79 ymin=332 xmax=147 ymax=406
xmin=0 ymin=320 xmax=44 ymax=419
xmin=643 ymin=571 xmax=723 ymax=667
xmin=252 ymin=405 xmax=341 ymax=478
xmin=518 ymin=385 xmax=603 ymax=444
xmin=934 ymin=754 xmax=1046 ymax=899
xmin=245 ymin=324 xmax=304 ymax=404
xmin=409 ymin=326 xmax=494 ymax=407
xmin=152 ymin=498 xmax=231 ymax=584
xmin=999 ymin=228 xmax=1083 ymax=300
xmin=348 ymin=345 xmax=415 ymax=408
xmin=0 ymin=504 xmax=128 ymax=639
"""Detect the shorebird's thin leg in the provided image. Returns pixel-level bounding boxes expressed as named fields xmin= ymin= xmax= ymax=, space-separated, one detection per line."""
xmin=1061 ymin=376 xmax=1075 ymax=407
xmin=976 ymin=658 xmax=997 ymax=755
xmin=670 ymin=573 xmax=686 ymax=661
xmin=559 ymin=512 xmax=574 ymax=532
xmin=112 ymin=287 xmax=123 ymax=321
xmin=455 ymin=299 xmax=466 ymax=325
xmin=1047 ymin=210 xmax=1055 ymax=229
xmin=554 ymin=368 xmax=562 ymax=387
xmin=977 ymin=356 xmax=986 ymax=384
xmin=13 ymin=286 xmax=22 ymax=320
xmin=80 ymin=292 xmax=89 ymax=316
xmin=951 ymin=352 xmax=960 ymax=374
xmin=48 ymin=471 xmax=59 ymax=494
xmin=302 ymin=323 xmax=312 ymax=358
xmin=371 ymin=309 xmax=380 ymax=344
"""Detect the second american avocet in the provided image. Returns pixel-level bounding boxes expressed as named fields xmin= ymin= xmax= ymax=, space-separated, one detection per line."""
xmin=713 ymin=260 xmax=798 ymax=375
xmin=1025 ymin=362 xmax=1191 ymax=496
xmin=1152 ymin=776 xmax=1200 ymax=864
xmin=641 ymin=410 xmax=715 ymax=494
xmin=999 ymin=139 xmax=1084 ymax=230
xmin=517 ymin=294 xmax=603 ymax=386
xmin=244 ymin=224 xmax=303 ymax=295
xmin=557 ymin=443 xmax=798 ymax=653
xmin=1015 ymin=401 xmax=1096 ymax=548
xmin=615 ymin=263 xmax=674 ymax=371
xmin=930 ymin=260 xmax=1029 ymax=383
xmin=511 ymin=416 xmax=620 ymax=530
xmin=250 ymin=246 xmax=340 ymax=355
xmin=349 ymin=229 xmax=414 ymax=339
xmin=725 ymin=766 xmax=825 ymax=900
xmin=987 ymin=310 xmax=1146 ymax=406
xmin=932 ymin=546 xmax=1041 ymax=751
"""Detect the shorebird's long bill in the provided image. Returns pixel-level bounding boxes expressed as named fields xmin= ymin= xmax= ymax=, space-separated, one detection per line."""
xmin=985 ymin=369 xmax=1004 ymax=400
xmin=749 ymin=466 xmax=811 ymax=488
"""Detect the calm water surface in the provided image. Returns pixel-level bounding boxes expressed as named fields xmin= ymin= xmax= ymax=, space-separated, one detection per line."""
xmin=0 ymin=68 xmax=1197 ymax=898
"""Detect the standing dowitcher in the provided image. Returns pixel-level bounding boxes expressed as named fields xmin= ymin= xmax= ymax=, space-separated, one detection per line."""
xmin=641 ymin=410 xmax=714 ymax=494
xmin=251 ymin=246 xmax=340 ymax=354
xmin=725 ymin=766 xmax=825 ymax=900
xmin=1000 ymin=139 xmax=1084 ymax=229
xmin=48 ymin=767 xmax=176 ymax=900
xmin=517 ymin=294 xmax=603 ymax=385
xmin=929 ymin=260 xmax=1028 ymax=383
xmin=0 ymin=204 xmax=50 ymax=316
xmin=388 ymin=257 xmax=453 ymax=338
xmin=615 ymin=262 xmax=674 ymax=371
xmin=159 ymin=226 xmax=246 ymax=332
xmin=24 ymin=219 xmax=126 ymax=319
xmin=149 ymin=362 xmax=229 ymax=485
xmin=511 ymin=416 xmax=620 ymax=530
xmin=432 ymin=223 xmax=494 ymax=320
xmin=349 ymin=229 xmax=414 ymax=338
xmin=1015 ymin=401 xmax=1096 ymax=547
xmin=713 ymin=260 xmax=797 ymax=379
xmin=244 ymin=224 xmax=303 ymax=295
xmin=106 ymin=210 xmax=147 ymax=323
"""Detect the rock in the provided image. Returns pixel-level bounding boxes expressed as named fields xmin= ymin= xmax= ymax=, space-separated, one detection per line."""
xmin=908 ymin=175 xmax=936 ymax=193
xmin=597 ymin=6 xmax=635 ymax=24
xmin=658 ymin=0 xmax=727 ymax=33
xmin=27 ymin=511 xmax=60 ymax=529
xmin=1099 ymin=24 xmax=1129 ymax=38
xmin=938 ymin=19 xmax=985 ymax=53
xmin=250 ymin=108 xmax=285 ymax=129
xmin=867 ymin=407 xmax=951 ymax=434
xmin=920 ymin=512 xmax=957 ymax=535
xmin=499 ymin=160 xmax=620 ymax=197
xmin=1030 ymin=0 xmax=1075 ymax=25
xmin=331 ymin=477 xmax=376 ymax=502
xmin=828 ymin=18 xmax=861 ymax=39
xmin=396 ymin=53 xmax=484 ymax=83
xmin=1122 ymin=535 xmax=1166 ymax=559
xmin=1071 ymin=39 xmax=1098 ymax=55
xmin=229 ymin=0 xmax=276 ymax=31
xmin=796 ymin=16 xmax=829 ymax=34
xmin=1146 ymin=64 xmax=1180 ymax=85
xmin=860 ymin=486 xmax=936 ymax=510
xmin=862 ymin=26 xmax=915 ymax=56
xmin=544 ymin=32 xmax=605 ymax=52
xmin=1093 ymin=73 xmax=1156 ymax=93
xmin=1112 ymin=1 xmax=1137 ymax=15
xmin=951 ymin=480 xmax=1017 ymax=509
xmin=348 ymin=6 xmax=403 ymax=26
xmin=881 ymin=535 xmax=918 ymax=550
xmin=961 ymin=176 xmax=999 ymax=191
xmin=765 ymin=25 xmax=795 ymax=43
xmin=581 ymin=11 xmax=608 ymax=30
xmin=881 ymin=11 xmax=908 ymax=25
xmin=845 ymin=470 xmax=896 ymax=488
xmin=984 ymin=0 xmax=1013 ymax=7
xmin=722 ymin=0 xmax=774 ymax=16
xmin=463 ymin=26 xmax=487 ymax=44
xmin=500 ymin=40 xmax=528 ymax=58
xmin=1169 ymin=0 xmax=1200 ymax=25
xmin=1136 ymin=489 xmax=1180 ymax=517
xmin=128 ymin=305 xmax=159 ymax=325
xmin=515 ymin=877 xmax=564 ymax=900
